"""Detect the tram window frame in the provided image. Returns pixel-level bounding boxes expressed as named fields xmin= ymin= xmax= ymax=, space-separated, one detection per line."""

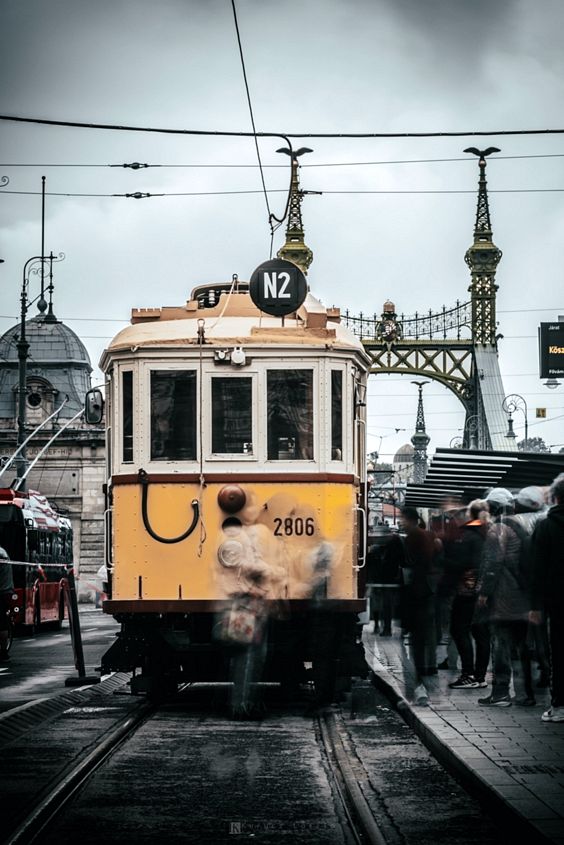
xmin=208 ymin=374 xmax=256 ymax=459
xmin=330 ymin=369 xmax=344 ymax=462
xmin=122 ymin=370 xmax=134 ymax=464
xmin=106 ymin=376 xmax=112 ymax=476
xmin=266 ymin=368 xmax=315 ymax=462
xmin=149 ymin=369 xmax=198 ymax=463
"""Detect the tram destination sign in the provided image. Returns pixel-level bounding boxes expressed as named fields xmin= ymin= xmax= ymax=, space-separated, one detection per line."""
xmin=249 ymin=258 xmax=307 ymax=317
xmin=539 ymin=322 xmax=564 ymax=378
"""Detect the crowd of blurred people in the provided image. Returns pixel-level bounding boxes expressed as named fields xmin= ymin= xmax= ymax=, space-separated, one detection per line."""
xmin=366 ymin=472 xmax=564 ymax=723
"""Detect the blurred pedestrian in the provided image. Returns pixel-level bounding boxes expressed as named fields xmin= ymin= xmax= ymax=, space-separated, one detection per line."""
xmin=447 ymin=499 xmax=490 ymax=690
xmin=529 ymin=473 xmax=564 ymax=723
xmin=508 ymin=486 xmax=550 ymax=690
xmin=477 ymin=488 xmax=534 ymax=707
xmin=436 ymin=505 xmax=468 ymax=671
xmin=399 ymin=507 xmax=437 ymax=685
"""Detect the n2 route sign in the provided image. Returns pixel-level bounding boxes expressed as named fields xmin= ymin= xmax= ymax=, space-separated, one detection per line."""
xmin=249 ymin=259 xmax=308 ymax=317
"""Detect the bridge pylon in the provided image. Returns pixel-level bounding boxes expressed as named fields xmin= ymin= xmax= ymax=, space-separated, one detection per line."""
xmin=343 ymin=148 xmax=510 ymax=451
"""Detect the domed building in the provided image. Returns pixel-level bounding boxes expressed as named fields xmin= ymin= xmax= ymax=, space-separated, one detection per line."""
xmin=393 ymin=443 xmax=416 ymax=485
xmin=0 ymin=305 xmax=105 ymax=601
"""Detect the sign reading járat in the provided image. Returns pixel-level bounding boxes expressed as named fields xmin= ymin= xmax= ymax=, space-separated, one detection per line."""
xmin=539 ymin=322 xmax=564 ymax=378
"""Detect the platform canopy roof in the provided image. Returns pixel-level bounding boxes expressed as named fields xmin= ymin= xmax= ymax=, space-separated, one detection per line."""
xmin=404 ymin=448 xmax=564 ymax=510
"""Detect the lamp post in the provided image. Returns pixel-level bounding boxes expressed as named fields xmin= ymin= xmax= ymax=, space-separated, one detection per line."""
xmin=502 ymin=393 xmax=528 ymax=450
xmin=464 ymin=414 xmax=479 ymax=450
xmin=16 ymin=251 xmax=64 ymax=487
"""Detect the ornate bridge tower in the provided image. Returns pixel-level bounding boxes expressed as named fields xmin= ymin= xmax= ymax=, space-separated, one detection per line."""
xmin=411 ymin=381 xmax=431 ymax=483
xmin=343 ymin=149 xmax=509 ymax=451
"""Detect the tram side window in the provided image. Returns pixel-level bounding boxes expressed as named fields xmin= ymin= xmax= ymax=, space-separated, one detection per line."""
xmin=267 ymin=370 xmax=313 ymax=460
xmin=212 ymin=377 xmax=253 ymax=454
xmin=331 ymin=370 xmax=343 ymax=460
xmin=122 ymin=371 xmax=133 ymax=463
xmin=150 ymin=371 xmax=197 ymax=461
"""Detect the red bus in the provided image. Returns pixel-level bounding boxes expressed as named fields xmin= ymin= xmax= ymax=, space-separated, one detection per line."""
xmin=0 ymin=488 xmax=72 ymax=630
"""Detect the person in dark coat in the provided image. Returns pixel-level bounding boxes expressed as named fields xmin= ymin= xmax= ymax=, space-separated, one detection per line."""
xmin=447 ymin=499 xmax=490 ymax=689
xmin=530 ymin=473 xmax=564 ymax=723
xmin=399 ymin=507 xmax=437 ymax=686
xmin=477 ymin=488 xmax=534 ymax=707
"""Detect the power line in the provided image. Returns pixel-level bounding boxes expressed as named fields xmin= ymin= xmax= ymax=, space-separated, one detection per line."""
xmin=3 ymin=113 xmax=564 ymax=138
xmin=4 ymin=187 xmax=564 ymax=199
xmin=2 ymin=152 xmax=564 ymax=168
xmin=230 ymin=0 xmax=272 ymax=236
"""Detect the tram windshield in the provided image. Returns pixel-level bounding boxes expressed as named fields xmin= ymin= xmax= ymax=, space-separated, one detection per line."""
xmin=267 ymin=370 xmax=313 ymax=460
xmin=150 ymin=370 xmax=197 ymax=461
xmin=212 ymin=377 xmax=253 ymax=454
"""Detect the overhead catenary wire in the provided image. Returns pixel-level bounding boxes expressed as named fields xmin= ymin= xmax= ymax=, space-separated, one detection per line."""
xmin=3 ymin=113 xmax=564 ymax=138
xmin=4 ymin=187 xmax=564 ymax=198
xmin=2 ymin=152 xmax=564 ymax=168
xmin=229 ymin=0 xmax=272 ymax=242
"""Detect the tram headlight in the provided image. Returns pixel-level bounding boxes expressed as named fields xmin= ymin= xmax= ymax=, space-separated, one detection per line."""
xmin=217 ymin=484 xmax=247 ymax=513
xmin=217 ymin=539 xmax=244 ymax=569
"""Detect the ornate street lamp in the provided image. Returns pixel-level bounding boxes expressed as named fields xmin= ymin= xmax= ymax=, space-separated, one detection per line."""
xmin=16 ymin=251 xmax=64 ymax=486
xmin=502 ymin=393 xmax=528 ymax=449
xmin=464 ymin=414 xmax=480 ymax=450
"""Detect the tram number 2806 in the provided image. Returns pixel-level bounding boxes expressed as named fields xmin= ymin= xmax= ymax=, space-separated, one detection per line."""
xmin=273 ymin=517 xmax=315 ymax=537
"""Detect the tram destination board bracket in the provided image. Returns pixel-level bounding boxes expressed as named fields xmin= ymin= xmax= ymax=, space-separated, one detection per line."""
xmin=539 ymin=321 xmax=564 ymax=378
xmin=249 ymin=258 xmax=307 ymax=318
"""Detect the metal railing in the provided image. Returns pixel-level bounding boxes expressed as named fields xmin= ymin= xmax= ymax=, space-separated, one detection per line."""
xmin=342 ymin=300 xmax=472 ymax=341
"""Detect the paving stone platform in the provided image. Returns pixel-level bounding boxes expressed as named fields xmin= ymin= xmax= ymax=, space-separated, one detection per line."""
xmin=362 ymin=624 xmax=564 ymax=844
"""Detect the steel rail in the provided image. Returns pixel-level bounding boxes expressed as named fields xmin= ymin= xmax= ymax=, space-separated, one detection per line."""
xmin=318 ymin=711 xmax=388 ymax=845
xmin=5 ymin=700 xmax=154 ymax=845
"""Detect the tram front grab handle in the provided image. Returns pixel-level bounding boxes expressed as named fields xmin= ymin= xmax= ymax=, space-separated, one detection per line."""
xmin=138 ymin=469 xmax=200 ymax=544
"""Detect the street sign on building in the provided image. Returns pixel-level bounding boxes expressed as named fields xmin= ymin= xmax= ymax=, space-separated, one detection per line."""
xmin=539 ymin=322 xmax=564 ymax=378
xmin=536 ymin=408 xmax=547 ymax=418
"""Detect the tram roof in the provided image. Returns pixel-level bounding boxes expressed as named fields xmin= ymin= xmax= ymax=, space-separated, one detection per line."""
xmin=103 ymin=289 xmax=368 ymax=362
xmin=404 ymin=447 xmax=564 ymax=509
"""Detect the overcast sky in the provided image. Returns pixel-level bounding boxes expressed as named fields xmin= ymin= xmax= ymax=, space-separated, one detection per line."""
xmin=1 ymin=0 xmax=564 ymax=461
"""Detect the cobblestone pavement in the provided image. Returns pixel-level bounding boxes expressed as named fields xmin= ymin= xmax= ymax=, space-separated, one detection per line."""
xmin=363 ymin=623 xmax=564 ymax=844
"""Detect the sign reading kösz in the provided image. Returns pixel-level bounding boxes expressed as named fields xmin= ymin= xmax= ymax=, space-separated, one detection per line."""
xmin=539 ymin=322 xmax=564 ymax=378
xmin=249 ymin=259 xmax=307 ymax=317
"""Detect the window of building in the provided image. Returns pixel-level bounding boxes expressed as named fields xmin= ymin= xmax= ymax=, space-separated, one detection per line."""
xmin=267 ymin=370 xmax=313 ymax=460
xmin=212 ymin=377 xmax=253 ymax=454
xmin=150 ymin=370 xmax=196 ymax=461
xmin=122 ymin=371 xmax=133 ymax=463
xmin=331 ymin=370 xmax=343 ymax=460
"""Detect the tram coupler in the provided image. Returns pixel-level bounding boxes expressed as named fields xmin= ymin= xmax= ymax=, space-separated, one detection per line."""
xmin=63 ymin=566 xmax=100 ymax=687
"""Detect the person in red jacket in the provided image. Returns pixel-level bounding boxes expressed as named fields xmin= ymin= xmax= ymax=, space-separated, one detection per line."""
xmin=530 ymin=473 xmax=564 ymax=723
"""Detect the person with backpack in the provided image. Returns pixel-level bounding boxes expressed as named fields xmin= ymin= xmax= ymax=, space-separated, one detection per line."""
xmin=529 ymin=473 xmax=564 ymax=723
xmin=447 ymin=499 xmax=491 ymax=690
xmin=477 ymin=488 xmax=535 ymax=707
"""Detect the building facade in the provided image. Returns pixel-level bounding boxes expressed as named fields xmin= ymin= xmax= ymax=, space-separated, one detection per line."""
xmin=0 ymin=309 xmax=105 ymax=600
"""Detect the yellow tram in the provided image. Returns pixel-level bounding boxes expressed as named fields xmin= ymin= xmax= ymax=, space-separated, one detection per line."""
xmin=93 ymin=275 xmax=371 ymax=694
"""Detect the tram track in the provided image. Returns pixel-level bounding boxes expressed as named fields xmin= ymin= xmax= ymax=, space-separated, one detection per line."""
xmin=5 ymin=699 xmax=155 ymax=845
xmin=318 ymin=711 xmax=387 ymax=845
xmin=4 ymin=691 xmax=391 ymax=845
xmin=2 ymin=683 xmax=502 ymax=845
